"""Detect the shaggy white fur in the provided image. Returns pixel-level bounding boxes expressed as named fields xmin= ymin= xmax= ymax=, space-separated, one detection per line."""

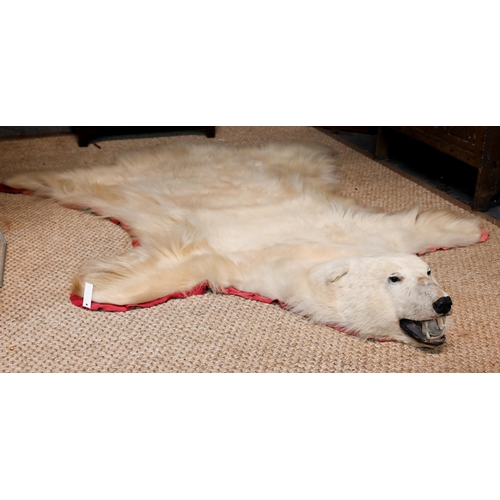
xmin=3 ymin=142 xmax=485 ymax=348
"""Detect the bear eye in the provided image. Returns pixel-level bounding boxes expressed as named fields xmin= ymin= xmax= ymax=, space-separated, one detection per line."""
xmin=389 ymin=275 xmax=401 ymax=283
xmin=427 ymin=269 xmax=431 ymax=276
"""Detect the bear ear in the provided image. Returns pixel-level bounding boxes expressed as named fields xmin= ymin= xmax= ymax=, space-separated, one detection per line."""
xmin=310 ymin=259 xmax=350 ymax=286
xmin=328 ymin=265 xmax=349 ymax=284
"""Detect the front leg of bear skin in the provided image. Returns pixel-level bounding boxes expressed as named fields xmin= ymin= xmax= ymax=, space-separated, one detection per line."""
xmin=391 ymin=208 xmax=485 ymax=254
xmin=71 ymin=249 xmax=198 ymax=305
xmin=413 ymin=208 xmax=485 ymax=253
xmin=72 ymin=248 xmax=237 ymax=306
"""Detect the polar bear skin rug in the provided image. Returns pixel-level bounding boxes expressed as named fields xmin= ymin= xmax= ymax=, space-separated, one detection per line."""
xmin=2 ymin=142 xmax=488 ymax=349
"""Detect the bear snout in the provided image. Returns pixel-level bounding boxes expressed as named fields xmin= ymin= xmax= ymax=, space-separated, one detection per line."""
xmin=433 ymin=296 xmax=452 ymax=315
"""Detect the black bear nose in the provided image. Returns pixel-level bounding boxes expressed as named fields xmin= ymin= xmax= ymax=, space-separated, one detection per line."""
xmin=433 ymin=296 xmax=453 ymax=315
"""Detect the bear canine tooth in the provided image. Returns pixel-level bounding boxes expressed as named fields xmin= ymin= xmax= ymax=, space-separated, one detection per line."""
xmin=436 ymin=317 xmax=445 ymax=330
xmin=422 ymin=320 xmax=431 ymax=340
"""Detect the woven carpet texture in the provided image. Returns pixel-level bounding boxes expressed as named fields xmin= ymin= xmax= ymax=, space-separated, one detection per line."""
xmin=0 ymin=126 xmax=499 ymax=372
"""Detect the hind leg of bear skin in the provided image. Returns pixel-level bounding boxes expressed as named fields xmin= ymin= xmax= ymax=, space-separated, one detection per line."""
xmin=3 ymin=166 xmax=126 ymax=201
xmin=72 ymin=248 xmax=237 ymax=305
xmin=3 ymin=170 xmax=79 ymax=195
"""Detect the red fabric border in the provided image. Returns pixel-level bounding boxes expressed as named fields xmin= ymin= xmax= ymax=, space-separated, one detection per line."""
xmin=0 ymin=183 xmax=33 ymax=195
xmin=70 ymin=282 xmax=209 ymax=311
xmin=418 ymin=227 xmax=489 ymax=255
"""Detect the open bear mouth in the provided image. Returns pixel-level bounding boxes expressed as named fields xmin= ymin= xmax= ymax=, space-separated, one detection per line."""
xmin=399 ymin=317 xmax=447 ymax=347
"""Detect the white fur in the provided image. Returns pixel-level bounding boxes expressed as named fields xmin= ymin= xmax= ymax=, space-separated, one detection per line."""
xmin=3 ymin=142 xmax=484 ymax=347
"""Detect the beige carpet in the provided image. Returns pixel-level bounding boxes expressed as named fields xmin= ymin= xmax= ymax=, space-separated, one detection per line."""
xmin=1 ymin=126 xmax=499 ymax=372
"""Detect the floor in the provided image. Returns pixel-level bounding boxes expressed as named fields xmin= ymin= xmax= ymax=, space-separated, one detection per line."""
xmin=330 ymin=130 xmax=500 ymax=221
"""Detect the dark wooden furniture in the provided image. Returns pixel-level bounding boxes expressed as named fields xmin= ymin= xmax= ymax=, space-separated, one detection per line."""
xmin=72 ymin=126 xmax=216 ymax=147
xmin=375 ymin=126 xmax=500 ymax=211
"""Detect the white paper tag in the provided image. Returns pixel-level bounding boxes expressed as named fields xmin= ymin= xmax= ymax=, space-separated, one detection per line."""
xmin=83 ymin=282 xmax=94 ymax=309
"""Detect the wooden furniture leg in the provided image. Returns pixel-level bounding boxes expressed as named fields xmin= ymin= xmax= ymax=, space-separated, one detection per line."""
xmin=204 ymin=126 xmax=216 ymax=138
xmin=472 ymin=129 xmax=500 ymax=211
xmin=374 ymin=127 xmax=389 ymax=160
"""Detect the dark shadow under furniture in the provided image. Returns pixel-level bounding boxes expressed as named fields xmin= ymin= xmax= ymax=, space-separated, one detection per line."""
xmin=72 ymin=126 xmax=216 ymax=147
xmin=375 ymin=126 xmax=500 ymax=212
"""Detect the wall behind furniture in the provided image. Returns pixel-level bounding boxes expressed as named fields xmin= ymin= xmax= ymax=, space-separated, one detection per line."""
xmin=0 ymin=127 xmax=71 ymax=139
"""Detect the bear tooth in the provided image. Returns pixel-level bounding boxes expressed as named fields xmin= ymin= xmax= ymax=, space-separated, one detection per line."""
xmin=422 ymin=320 xmax=431 ymax=339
